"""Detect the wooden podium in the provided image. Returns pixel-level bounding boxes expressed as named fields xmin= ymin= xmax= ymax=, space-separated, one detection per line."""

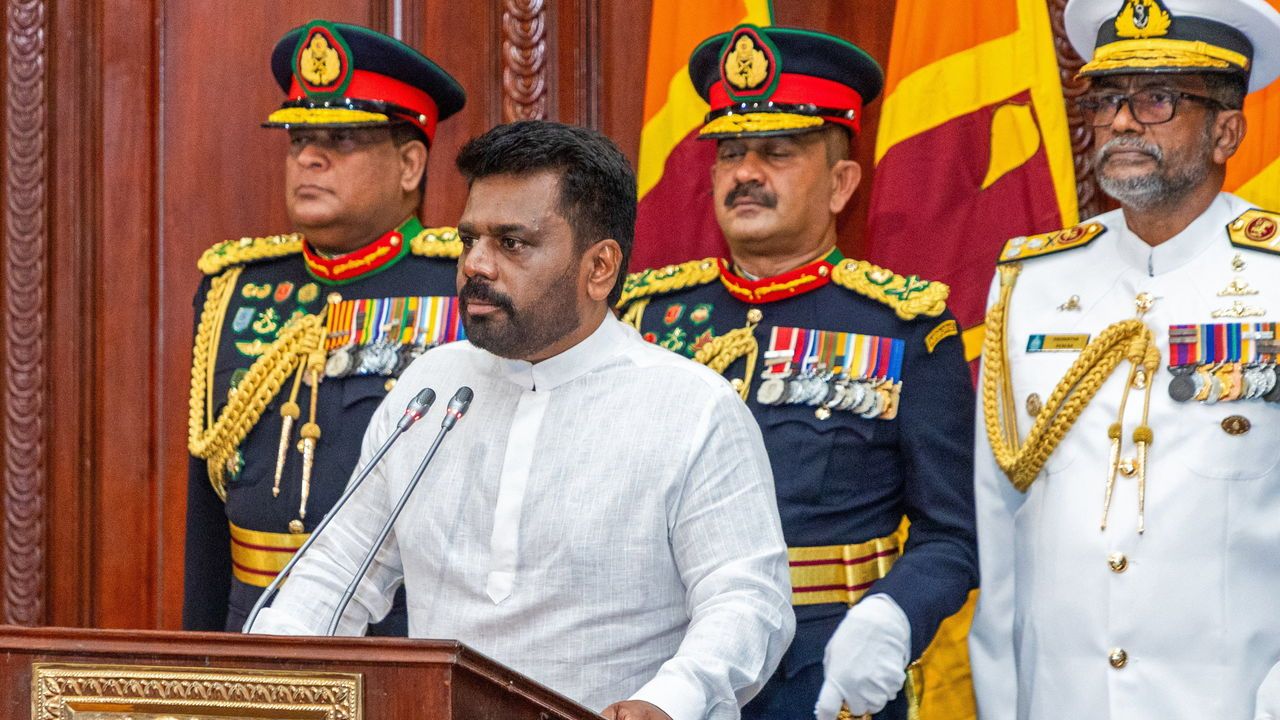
xmin=0 ymin=625 xmax=601 ymax=719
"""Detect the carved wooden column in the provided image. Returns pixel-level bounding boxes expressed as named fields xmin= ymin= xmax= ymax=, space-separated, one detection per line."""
xmin=1049 ymin=0 xmax=1106 ymax=220
xmin=3 ymin=0 xmax=49 ymax=626
xmin=501 ymin=0 xmax=547 ymax=121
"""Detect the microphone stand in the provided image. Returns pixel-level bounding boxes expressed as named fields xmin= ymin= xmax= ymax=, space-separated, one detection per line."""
xmin=242 ymin=388 xmax=436 ymax=633
xmin=325 ymin=387 xmax=473 ymax=635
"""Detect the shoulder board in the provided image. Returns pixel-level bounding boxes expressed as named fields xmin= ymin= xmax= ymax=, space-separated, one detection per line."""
xmin=1227 ymin=209 xmax=1280 ymax=255
xmin=410 ymin=225 xmax=462 ymax=259
xmin=996 ymin=221 xmax=1106 ymax=264
xmin=616 ymin=257 xmax=721 ymax=308
xmin=830 ymin=259 xmax=949 ymax=321
xmin=197 ymin=234 xmax=302 ymax=276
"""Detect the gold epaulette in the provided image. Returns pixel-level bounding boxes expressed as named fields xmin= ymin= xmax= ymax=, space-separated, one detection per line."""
xmin=616 ymin=257 xmax=721 ymax=308
xmin=830 ymin=258 xmax=949 ymax=321
xmin=410 ymin=226 xmax=462 ymax=259
xmin=997 ymin=222 xmax=1106 ymax=264
xmin=197 ymin=234 xmax=303 ymax=276
xmin=1228 ymin=209 xmax=1280 ymax=255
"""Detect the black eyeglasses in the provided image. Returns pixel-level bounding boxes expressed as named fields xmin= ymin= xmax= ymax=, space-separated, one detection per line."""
xmin=1076 ymin=88 xmax=1227 ymax=127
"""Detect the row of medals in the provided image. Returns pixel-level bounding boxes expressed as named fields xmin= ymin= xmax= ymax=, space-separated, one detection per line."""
xmin=756 ymin=371 xmax=900 ymax=420
xmin=324 ymin=340 xmax=425 ymax=379
xmin=1167 ymin=362 xmax=1280 ymax=403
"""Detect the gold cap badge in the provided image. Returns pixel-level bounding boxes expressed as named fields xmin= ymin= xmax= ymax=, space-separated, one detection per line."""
xmin=300 ymin=32 xmax=341 ymax=87
xmin=725 ymin=34 xmax=769 ymax=90
xmin=1115 ymin=0 xmax=1172 ymax=39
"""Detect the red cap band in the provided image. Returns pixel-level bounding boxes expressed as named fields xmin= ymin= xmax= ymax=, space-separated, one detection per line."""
xmin=709 ymin=73 xmax=864 ymax=133
xmin=288 ymin=69 xmax=440 ymax=142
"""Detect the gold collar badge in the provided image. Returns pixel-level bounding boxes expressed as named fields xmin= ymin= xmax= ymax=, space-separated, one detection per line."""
xmin=1115 ymin=0 xmax=1172 ymax=39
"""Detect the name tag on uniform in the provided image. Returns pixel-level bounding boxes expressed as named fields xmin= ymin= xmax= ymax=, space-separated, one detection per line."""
xmin=1026 ymin=334 xmax=1090 ymax=352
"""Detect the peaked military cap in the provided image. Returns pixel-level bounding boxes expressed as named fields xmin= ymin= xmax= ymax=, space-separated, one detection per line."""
xmin=688 ymin=24 xmax=884 ymax=139
xmin=1066 ymin=0 xmax=1280 ymax=93
xmin=264 ymin=20 xmax=465 ymax=145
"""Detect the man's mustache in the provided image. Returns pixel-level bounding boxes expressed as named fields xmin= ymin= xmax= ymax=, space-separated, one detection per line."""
xmin=1097 ymin=136 xmax=1164 ymax=165
xmin=459 ymin=279 xmax=515 ymax=313
xmin=724 ymin=182 xmax=777 ymax=209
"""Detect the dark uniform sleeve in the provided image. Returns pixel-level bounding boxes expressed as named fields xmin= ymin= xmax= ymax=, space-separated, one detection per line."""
xmin=182 ymin=276 xmax=232 ymax=631
xmin=868 ymin=310 xmax=978 ymax=660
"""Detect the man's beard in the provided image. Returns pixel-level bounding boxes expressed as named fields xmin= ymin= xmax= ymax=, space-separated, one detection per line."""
xmin=459 ymin=261 xmax=582 ymax=360
xmin=1094 ymin=125 xmax=1213 ymax=211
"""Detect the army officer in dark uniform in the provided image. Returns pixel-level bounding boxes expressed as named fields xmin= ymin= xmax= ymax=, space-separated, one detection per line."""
xmin=618 ymin=25 xmax=977 ymax=720
xmin=183 ymin=20 xmax=466 ymax=634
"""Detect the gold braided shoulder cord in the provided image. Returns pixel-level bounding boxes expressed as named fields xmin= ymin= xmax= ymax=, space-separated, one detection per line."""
xmin=981 ymin=263 xmax=1159 ymax=493
xmin=694 ymin=310 xmax=763 ymax=402
xmin=188 ymin=274 xmax=328 ymax=500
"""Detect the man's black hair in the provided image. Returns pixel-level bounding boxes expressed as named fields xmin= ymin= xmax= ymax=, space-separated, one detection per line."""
xmin=454 ymin=120 xmax=636 ymax=306
xmin=1203 ymin=73 xmax=1247 ymax=110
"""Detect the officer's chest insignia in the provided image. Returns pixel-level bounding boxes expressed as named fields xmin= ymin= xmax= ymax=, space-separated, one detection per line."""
xmin=1228 ymin=209 xmax=1280 ymax=255
xmin=323 ymin=295 xmax=465 ymax=378
xmin=232 ymin=307 xmax=256 ymax=333
xmin=998 ymin=222 xmax=1105 ymax=264
xmin=663 ymin=303 xmax=685 ymax=326
xmin=1026 ymin=333 xmax=1090 ymax=352
xmin=689 ymin=303 xmax=713 ymax=325
xmin=1166 ymin=322 xmax=1280 ymax=403
xmin=757 ymin=325 xmax=906 ymax=421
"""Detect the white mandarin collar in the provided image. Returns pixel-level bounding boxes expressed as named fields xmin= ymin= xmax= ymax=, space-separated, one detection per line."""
xmin=1113 ymin=193 xmax=1230 ymax=276
xmin=491 ymin=313 xmax=628 ymax=391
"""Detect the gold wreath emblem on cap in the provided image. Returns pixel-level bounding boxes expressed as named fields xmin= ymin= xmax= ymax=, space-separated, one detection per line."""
xmin=1115 ymin=0 xmax=1171 ymax=39
xmin=301 ymin=32 xmax=342 ymax=87
xmin=725 ymin=34 xmax=769 ymax=90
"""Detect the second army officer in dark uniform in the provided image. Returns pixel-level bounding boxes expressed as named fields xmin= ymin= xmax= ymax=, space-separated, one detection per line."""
xmin=618 ymin=26 xmax=978 ymax=720
xmin=183 ymin=20 xmax=466 ymax=634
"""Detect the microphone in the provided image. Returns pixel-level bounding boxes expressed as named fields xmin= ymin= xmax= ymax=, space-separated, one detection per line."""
xmin=243 ymin=388 xmax=436 ymax=633
xmin=326 ymin=386 xmax=474 ymax=635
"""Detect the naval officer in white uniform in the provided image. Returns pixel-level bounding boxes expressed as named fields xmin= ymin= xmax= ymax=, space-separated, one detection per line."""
xmin=969 ymin=0 xmax=1280 ymax=718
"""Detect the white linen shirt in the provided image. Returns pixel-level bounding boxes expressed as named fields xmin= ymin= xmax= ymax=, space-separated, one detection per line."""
xmin=251 ymin=314 xmax=795 ymax=720
xmin=970 ymin=193 xmax=1280 ymax=720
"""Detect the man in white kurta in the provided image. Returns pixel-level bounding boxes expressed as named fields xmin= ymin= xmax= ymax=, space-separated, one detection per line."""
xmin=969 ymin=1 xmax=1280 ymax=719
xmin=251 ymin=120 xmax=794 ymax=720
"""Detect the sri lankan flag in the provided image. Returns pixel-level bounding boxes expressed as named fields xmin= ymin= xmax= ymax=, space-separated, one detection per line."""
xmin=864 ymin=0 xmax=1077 ymax=364
xmin=866 ymin=2 xmax=1077 ymax=719
xmin=630 ymin=0 xmax=772 ymax=271
xmin=1226 ymin=0 xmax=1280 ymax=208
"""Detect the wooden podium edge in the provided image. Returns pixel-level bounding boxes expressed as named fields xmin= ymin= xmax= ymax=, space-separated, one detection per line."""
xmin=1 ymin=624 xmax=601 ymax=719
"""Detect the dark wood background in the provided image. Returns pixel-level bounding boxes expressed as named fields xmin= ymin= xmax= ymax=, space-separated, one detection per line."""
xmin=0 ymin=0 xmax=1092 ymax=630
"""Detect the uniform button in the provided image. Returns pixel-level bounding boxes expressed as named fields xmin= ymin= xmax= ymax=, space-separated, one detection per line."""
xmin=384 ymin=378 xmax=397 ymax=392
xmin=746 ymin=308 xmax=763 ymax=324
xmin=1108 ymin=552 xmax=1128 ymax=573
xmin=327 ymin=292 xmax=343 ymax=305
xmin=1118 ymin=458 xmax=1137 ymax=477
xmin=1109 ymin=648 xmax=1128 ymax=668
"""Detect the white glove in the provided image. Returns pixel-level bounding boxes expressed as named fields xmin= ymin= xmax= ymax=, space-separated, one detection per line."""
xmin=1256 ymin=660 xmax=1280 ymax=719
xmin=815 ymin=593 xmax=911 ymax=720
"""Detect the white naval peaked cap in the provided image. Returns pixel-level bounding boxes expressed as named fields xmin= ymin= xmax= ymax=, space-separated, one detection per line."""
xmin=1065 ymin=0 xmax=1280 ymax=93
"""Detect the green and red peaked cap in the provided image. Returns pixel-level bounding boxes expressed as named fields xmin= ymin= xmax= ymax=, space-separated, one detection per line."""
xmin=689 ymin=24 xmax=884 ymax=139
xmin=264 ymin=20 xmax=465 ymax=146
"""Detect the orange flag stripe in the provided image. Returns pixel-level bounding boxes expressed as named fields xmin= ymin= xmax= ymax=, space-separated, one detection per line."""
xmin=641 ymin=0 xmax=768 ymax=125
xmin=883 ymin=0 xmax=1018 ymax=99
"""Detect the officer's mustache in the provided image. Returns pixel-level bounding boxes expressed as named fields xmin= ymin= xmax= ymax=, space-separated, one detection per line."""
xmin=1097 ymin=136 xmax=1164 ymax=165
xmin=459 ymin=279 xmax=515 ymax=315
xmin=725 ymin=181 xmax=777 ymax=209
